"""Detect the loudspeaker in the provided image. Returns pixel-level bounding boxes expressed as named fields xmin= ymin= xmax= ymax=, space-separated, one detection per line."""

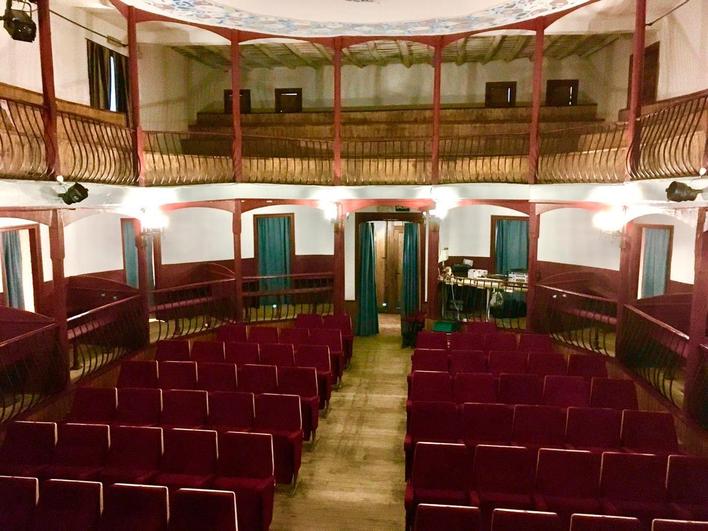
xmin=58 ymin=183 xmax=89 ymax=205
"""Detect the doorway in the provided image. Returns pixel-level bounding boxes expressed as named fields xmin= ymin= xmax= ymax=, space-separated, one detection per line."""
xmin=637 ymin=225 xmax=672 ymax=299
xmin=0 ymin=224 xmax=43 ymax=312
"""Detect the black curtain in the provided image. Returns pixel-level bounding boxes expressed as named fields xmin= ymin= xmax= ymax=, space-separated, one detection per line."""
xmin=87 ymin=39 xmax=129 ymax=114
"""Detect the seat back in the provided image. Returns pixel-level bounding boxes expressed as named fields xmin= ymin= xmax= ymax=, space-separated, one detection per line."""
xmin=483 ymin=332 xmax=517 ymax=351
xmin=0 ymin=475 xmax=38 ymax=531
xmin=413 ymin=504 xmax=480 ymax=531
xmin=260 ymin=343 xmax=295 ymax=367
xmin=224 ymin=342 xmax=260 ymax=364
xmin=217 ymin=431 xmax=275 ymax=479
xmin=295 ymin=313 xmax=323 ymax=329
xmin=536 ymin=448 xmax=601 ymax=498
xmin=323 ymin=314 xmax=353 ymax=336
xmin=169 ymin=488 xmax=237 ymax=531
xmin=310 ymin=328 xmax=343 ymax=353
xmin=416 ymin=331 xmax=448 ymax=350
xmin=621 ymin=410 xmax=679 ymax=453
xmin=190 ymin=341 xmax=225 ymax=362
xmin=410 ymin=442 xmax=468 ymax=491
xmin=161 ymin=428 xmax=217 ymax=475
xmin=158 ymin=361 xmax=198 ymax=390
xmin=570 ymin=514 xmax=641 ymax=531
xmin=565 ymin=406 xmax=622 ymax=451
xmin=512 ymin=405 xmax=566 ymax=447
xmin=207 ymin=391 xmax=255 ymax=430
xmin=31 ymin=479 xmax=102 ymax=531
xmin=161 ymin=390 xmax=208 ymax=427
xmin=54 ymin=422 xmax=110 ymax=467
xmin=449 ymin=332 xmax=484 ymax=350
xmin=409 ymin=371 xmax=453 ymax=402
xmin=590 ymin=378 xmax=638 ymax=410
xmin=518 ymin=333 xmax=554 ymax=352
xmin=216 ymin=324 xmax=247 ymax=343
xmin=567 ymin=354 xmax=608 ymax=379
xmin=99 ymin=483 xmax=169 ymax=531
xmin=117 ymin=360 xmax=159 ymax=388
xmin=154 ymin=340 xmax=190 ymax=362
xmin=248 ymin=326 xmax=279 ymax=344
xmin=498 ymin=373 xmax=542 ymax=405
xmin=197 ymin=362 xmax=237 ymax=392
xmin=491 ymin=509 xmax=562 ymax=531
xmin=411 ymin=349 xmax=449 ymax=372
xmin=106 ymin=425 xmax=163 ymax=471
xmin=464 ymin=321 xmax=498 ymax=335
xmin=408 ymin=401 xmax=459 ymax=443
xmin=473 ymin=444 xmax=534 ymax=495
xmin=294 ymin=344 xmax=332 ymax=373
xmin=239 ymin=364 xmax=279 ymax=394
xmin=460 ymin=403 xmax=514 ymax=445
xmin=453 ymin=373 xmax=498 ymax=404
xmin=488 ymin=350 xmax=527 ymax=374
xmin=277 ymin=366 xmax=319 ymax=398
xmin=652 ymin=520 xmax=708 ymax=531
xmin=527 ymin=351 xmax=567 ymax=376
xmin=116 ymin=387 xmax=162 ymax=425
xmin=0 ymin=421 xmax=57 ymax=467
xmin=542 ymin=375 xmax=589 ymax=408
xmin=667 ymin=455 xmax=708 ymax=504
xmin=600 ymin=452 xmax=668 ymax=502
xmin=254 ymin=393 xmax=302 ymax=433
xmin=278 ymin=327 xmax=310 ymax=346
xmin=69 ymin=387 xmax=118 ymax=423
xmin=449 ymin=350 xmax=487 ymax=374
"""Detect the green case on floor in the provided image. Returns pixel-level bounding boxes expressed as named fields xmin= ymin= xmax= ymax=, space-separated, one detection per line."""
xmin=432 ymin=321 xmax=460 ymax=333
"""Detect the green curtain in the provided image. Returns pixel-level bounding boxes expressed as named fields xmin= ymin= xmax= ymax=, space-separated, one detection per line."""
xmin=87 ymin=40 xmax=129 ymax=113
xmin=640 ymin=227 xmax=671 ymax=298
xmin=2 ymin=231 xmax=25 ymax=310
xmin=400 ymin=222 xmax=420 ymax=344
xmin=356 ymin=222 xmax=379 ymax=336
xmin=495 ymin=219 xmax=529 ymax=275
xmin=257 ymin=216 xmax=291 ymax=305
xmin=122 ymin=221 xmax=139 ymax=288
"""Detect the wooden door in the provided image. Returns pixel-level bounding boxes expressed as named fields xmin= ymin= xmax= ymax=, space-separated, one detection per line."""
xmin=275 ymin=88 xmax=303 ymax=113
xmin=485 ymin=81 xmax=517 ymax=108
xmin=627 ymin=42 xmax=660 ymax=106
xmin=546 ymin=79 xmax=579 ymax=106
xmin=373 ymin=221 xmax=405 ymax=313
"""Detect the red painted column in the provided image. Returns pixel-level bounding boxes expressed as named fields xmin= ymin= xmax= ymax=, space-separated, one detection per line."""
xmin=333 ymin=203 xmax=345 ymax=314
xmin=232 ymin=201 xmax=244 ymax=321
xmin=49 ymin=209 xmax=69 ymax=382
xmin=525 ymin=203 xmax=540 ymax=331
xmin=431 ymin=40 xmax=442 ymax=185
xmin=615 ymin=219 xmax=633 ymax=360
xmin=133 ymin=219 xmax=151 ymax=347
xmin=127 ymin=7 xmax=145 ymax=186
xmin=528 ymin=19 xmax=545 ymax=184
xmin=37 ymin=0 xmax=59 ymax=177
xmin=230 ymin=31 xmax=243 ymax=182
xmin=427 ymin=218 xmax=440 ymax=320
xmin=625 ymin=0 xmax=647 ymax=179
xmin=684 ymin=207 xmax=707 ymax=419
xmin=333 ymin=38 xmax=343 ymax=185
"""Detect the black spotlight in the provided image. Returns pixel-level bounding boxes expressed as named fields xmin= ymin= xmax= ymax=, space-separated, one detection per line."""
xmin=666 ymin=181 xmax=701 ymax=202
xmin=2 ymin=0 xmax=36 ymax=42
xmin=58 ymin=183 xmax=89 ymax=205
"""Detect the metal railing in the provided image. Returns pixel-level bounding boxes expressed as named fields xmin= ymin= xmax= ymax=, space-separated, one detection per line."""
xmin=0 ymin=97 xmax=49 ymax=179
xmin=439 ymin=134 xmax=529 ymax=183
xmin=535 ymin=285 xmax=617 ymax=355
xmin=242 ymin=135 xmax=332 ymax=184
xmin=341 ymin=138 xmax=431 ymax=184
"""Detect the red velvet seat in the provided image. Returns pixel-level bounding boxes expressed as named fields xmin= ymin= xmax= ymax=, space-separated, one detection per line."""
xmin=152 ymin=428 xmax=218 ymax=491
xmin=99 ymin=425 xmax=163 ymax=484
xmin=491 ymin=508 xmax=562 ymax=531
xmin=197 ymin=362 xmax=238 ymax=392
xmin=568 ymin=354 xmax=608 ymax=379
xmin=259 ymin=343 xmax=295 ymax=367
xmin=566 ymin=406 xmax=622 ymax=452
xmin=323 ymin=314 xmax=354 ymax=365
xmin=518 ymin=333 xmax=554 ymax=352
xmin=590 ymin=378 xmax=638 ymax=410
xmin=404 ymin=442 xmax=470 ymax=529
xmin=224 ymin=341 xmax=260 ymax=365
xmin=43 ymin=422 xmax=110 ymax=481
xmin=254 ymin=393 xmax=303 ymax=485
xmin=0 ymin=420 xmax=57 ymax=477
xmin=449 ymin=350 xmax=487 ymax=374
xmin=470 ymin=445 xmax=535 ymax=514
xmin=294 ymin=344 xmax=333 ymax=408
xmin=277 ymin=366 xmax=320 ymax=441
xmin=0 ymin=475 xmax=38 ymax=531
xmin=621 ymin=410 xmax=679 ymax=454
xmin=449 ymin=332 xmax=484 ymax=351
xmin=667 ymin=455 xmax=708 ymax=521
xmin=159 ymin=361 xmax=198 ymax=390
xmin=154 ymin=340 xmax=190 ymax=362
xmin=30 ymin=479 xmax=102 ymax=531
xmin=99 ymin=483 xmax=169 ymax=531
xmin=570 ymin=514 xmax=642 ymax=531
xmin=117 ymin=360 xmax=158 ymax=388
xmin=527 ymin=351 xmax=567 ymax=376
xmin=160 ymin=389 xmax=208 ymax=429
xmin=208 ymin=391 xmax=255 ymax=432
xmin=67 ymin=387 xmax=118 ymax=424
xmin=213 ymin=431 xmax=276 ymax=531
xmin=168 ymin=488 xmax=238 ymax=531
xmin=411 ymin=349 xmax=449 ymax=372
xmin=453 ymin=373 xmax=498 ymax=404
xmin=483 ymin=332 xmax=518 ymax=351
xmin=498 ymin=373 xmax=542 ymax=405
xmin=115 ymin=387 xmax=162 ymax=426
xmin=460 ymin=403 xmax=514 ymax=450
xmin=239 ymin=364 xmax=279 ymax=394
xmin=652 ymin=520 xmax=708 ymax=531
xmin=408 ymin=371 xmax=453 ymax=404
xmin=295 ymin=313 xmax=323 ymax=329
xmin=413 ymin=503 xmax=481 ymax=531
xmin=416 ymin=331 xmax=448 ymax=350
xmin=488 ymin=350 xmax=527 ymax=375
xmin=404 ymin=401 xmax=459 ymax=478
xmin=310 ymin=328 xmax=345 ymax=381
xmin=216 ymin=323 xmax=248 ymax=343
xmin=534 ymin=448 xmax=602 ymax=520
xmin=512 ymin=404 xmax=566 ymax=449
xmin=543 ymin=375 xmax=589 ymax=408
xmin=278 ymin=327 xmax=310 ymax=346
xmin=464 ymin=321 xmax=497 ymax=335
xmin=248 ymin=326 xmax=279 ymax=344
xmin=190 ymin=341 xmax=225 ymax=362
xmin=600 ymin=452 xmax=673 ymax=525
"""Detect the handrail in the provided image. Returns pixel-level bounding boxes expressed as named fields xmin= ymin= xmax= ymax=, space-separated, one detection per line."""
xmin=0 ymin=97 xmax=50 ymax=180
xmin=535 ymin=284 xmax=616 ymax=304
xmin=622 ymin=304 xmax=689 ymax=343
xmin=242 ymin=271 xmax=334 ymax=282
xmin=0 ymin=322 xmax=57 ymax=349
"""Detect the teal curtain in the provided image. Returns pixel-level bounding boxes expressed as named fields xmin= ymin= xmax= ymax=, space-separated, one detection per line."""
xmin=640 ymin=227 xmax=670 ymax=298
xmin=495 ymin=219 xmax=529 ymax=275
xmin=401 ymin=223 xmax=419 ymax=316
xmin=2 ymin=231 xmax=25 ymax=310
xmin=122 ymin=220 xmax=139 ymax=288
xmin=356 ymin=222 xmax=379 ymax=336
xmin=257 ymin=216 xmax=291 ymax=305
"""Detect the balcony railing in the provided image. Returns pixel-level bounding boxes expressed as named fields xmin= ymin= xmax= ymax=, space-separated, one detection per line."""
xmin=242 ymin=272 xmax=334 ymax=322
xmin=439 ymin=134 xmax=529 ymax=183
xmin=243 ymin=135 xmax=333 ymax=185
xmin=0 ymin=97 xmax=49 ymax=180
xmin=341 ymin=138 xmax=431 ymax=184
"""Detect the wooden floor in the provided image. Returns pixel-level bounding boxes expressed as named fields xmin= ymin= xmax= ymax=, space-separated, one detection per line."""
xmin=271 ymin=314 xmax=409 ymax=530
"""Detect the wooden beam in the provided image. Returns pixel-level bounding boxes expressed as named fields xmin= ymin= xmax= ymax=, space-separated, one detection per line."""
xmin=284 ymin=43 xmax=319 ymax=68
xmin=397 ymin=40 xmax=412 ymax=68
xmin=313 ymin=43 xmax=333 ymax=62
xmin=556 ymin=34 xmax=595 ymax=60
xmin=255 ymin=43 xmax=290 ymax=68
xmin=579 ymin=34 xmax=621 ymax=58
xmin=506 ymin=35 xmax=531 ymax=62
xmin=366 ymin=41 xmax=386 ymax=66
xmin=342 ymin=47 xmax=364 ymax=68
xmin=455 ymin=35 xmax=470 ymax=65
xmin=482 ymin=35 xmax=505 ymax=64
xmin=240 ymin=47 xmax=272 ymax=69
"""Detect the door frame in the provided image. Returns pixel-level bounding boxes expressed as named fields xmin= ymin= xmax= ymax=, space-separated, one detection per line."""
xmin=0 ymin=223 xmax=44 ymax=311
xmin=629 ymin=222 xmax=674 ymax=300
xmin=490 ymin=215 xmax=529 ymax=275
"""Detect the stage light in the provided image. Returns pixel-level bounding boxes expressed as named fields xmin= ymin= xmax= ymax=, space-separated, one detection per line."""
xmin=2 ymin=0 xmax=36 ymax=42
xmin=57 ymin=183 xmax=89 ymax=205
xmin=666 ymin=181 xmax=701 ymax=202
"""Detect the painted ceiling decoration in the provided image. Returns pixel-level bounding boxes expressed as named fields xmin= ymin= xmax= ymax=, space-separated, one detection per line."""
xmin=123 ymin=0 xmax=593 ymax=37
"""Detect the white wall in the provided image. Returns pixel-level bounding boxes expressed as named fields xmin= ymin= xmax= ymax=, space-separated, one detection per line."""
xmin=64 ymin=213 xmax=124 ymax=276
xmin=161 ymin=207 xmax=234 ymax=265
xmin=632 ymin=213 xmax=695 ymax=285
xmin=586 ymin=36 xmax=632 ymax=120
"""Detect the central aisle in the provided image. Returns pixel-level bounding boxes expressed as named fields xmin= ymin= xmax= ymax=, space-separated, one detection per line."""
xmin=271 ymin=315 xmax=409 ymax=530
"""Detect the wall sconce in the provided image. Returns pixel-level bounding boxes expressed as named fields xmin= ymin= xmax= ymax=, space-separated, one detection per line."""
xmin=139 ymin=207 xmax=168 ymax=242
xmin=319 ymin=200 xmax=339 ymax=223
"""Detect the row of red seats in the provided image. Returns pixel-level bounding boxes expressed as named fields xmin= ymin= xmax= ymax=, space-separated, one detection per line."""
xmin=405 ymin=402 xmax=679 ymax=477
xmin=413 ymin=505 xmax=708 ymax=531
xmin=405 ymin=442 xmax=708 ymax=530
xmin=415 ymin=330 xmax=554 ymax=352
xmin=411 ymin=348 xmax=609 ymax=378
xmin=66 ymin=389 xmax=302 ymax=485
xmin=409 ymin=371 xmax=638 ymax=409
xmin=0 ymin=421 xmax=276 ymax=530
xmin=293 ymin=313 xmax=354 ymax=362
xmin=0 ymin=477 xmax=243 ymax=531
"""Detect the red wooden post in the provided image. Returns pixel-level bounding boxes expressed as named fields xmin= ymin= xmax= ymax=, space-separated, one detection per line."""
xmin=37 ymin=0 xmax=59 ymax=178
xmin=49 ymin=209 xmax=69 ymax=381
xmin=528 ymin=19 xmax=545 ymax=184
xmin=684 ymin=207 xmax=707 ymax=419
xmin=333 ymin=38 xmax=343 ymax=185
xmin=232 ymin=201 xmax=244 ymax=321
xmin=427 ymin=218 xmax=440 ymax=320
xmin=525 ymin=203 xmax=540 ymax=331
xmin=333 ymin=203 xmax=345 ymax=314
xmin=133 ymin=219 xmax=151 ymax=347
xmin=615 ymin=219 xmax=633 ymax=359
xmin=230 ymin=31 xmax=243 ymax=182
xmin=127 ymin=7 xmax=145 ymax=186
xmin=625 ymin=0 xmax=647 ymax=179
xmin=431 ymin=39 xmax=443 ymax=185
